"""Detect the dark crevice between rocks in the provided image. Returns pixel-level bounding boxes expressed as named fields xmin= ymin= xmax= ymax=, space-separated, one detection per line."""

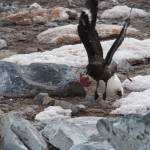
xmin=129 ymin=58 xmax=150 ymax=66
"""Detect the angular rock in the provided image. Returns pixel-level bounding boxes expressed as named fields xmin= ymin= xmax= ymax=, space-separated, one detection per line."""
xmin=21 ymin=106 xmax=37 ymax=120
xmin=67 ymin=0 xmax=76 ymax=8
xmin=0 ymin=39 xmax=7 ymax=50
xmin=96 ymin=113 xmax=150 ymax=150
xmin=42 ymin=117 xmax=110 ymax=150
xmin=42 ymin=118 xmax=88 ymax=150
xmin=15 ymin=32 xmax=27 ymax=42
xmin=2 ymin=129 xmax=28 ymax=150
xmin=42 ymin=96 xmax=55 ymax=105
xmin=0 ymin=61 xmax=85 ymax=98
xmin=37 ymin=24 xmax=138 ymax=45
xmin=0 ymin=112 xmax=48 ymax=150
xmin=34 ymin=93 xmax=49 ymax=105
xmin=0 ymin=104 xmax=10 ymax=112
xmin=67 ymin=11 xmax=77 ymax=20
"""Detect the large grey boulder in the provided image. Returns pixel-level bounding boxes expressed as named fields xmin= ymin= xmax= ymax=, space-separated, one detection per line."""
xmin=42 ymin=118 xmax=88 ymax=150
xmin=42 ymin=117 xmax=113 ymax=150
xmin=97 ymin=113 xmax=150 ymax=150
xmin=0 ymin=61 xmax=85 ymax=97
xmin=0 ymin=112 xmax=48 ymax=150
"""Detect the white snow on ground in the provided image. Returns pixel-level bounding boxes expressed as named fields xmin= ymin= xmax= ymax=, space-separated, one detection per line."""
xmin=2 ymin=38 xmax=150 ymax=71
xmin=101 ymin=5 xmax=148 ymax=19
xmin=111 ymin=88 xmax=150 ymax=115
xmin=35 ymin=106 xmax=71 ymax=121
xmin=2 ymin=44 xmax=86 ymax=67
xmin=122 ymin=75 xmax=150 ymax=92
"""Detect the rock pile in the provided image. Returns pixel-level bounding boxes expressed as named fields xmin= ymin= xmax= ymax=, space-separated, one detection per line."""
xmin=1 ymin=112 xmax=150 ymax=150
xmin=5 ymin=3 xmax=77 ymax=25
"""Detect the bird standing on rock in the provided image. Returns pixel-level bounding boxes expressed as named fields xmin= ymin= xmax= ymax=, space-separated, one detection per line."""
xmin=78 ymin=0 xmax=132 ymax=100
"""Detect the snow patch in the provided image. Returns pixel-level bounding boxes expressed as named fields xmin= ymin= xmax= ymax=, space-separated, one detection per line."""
xmin=2 ymin=38 xmax=150 ymax=72
xmin=123 ymin=75 xmax=150 ymax=92
xmin=111 ymin=88 xmax=150 ymax=115
xmin=35 ymin=106 xmax=72 ymax=121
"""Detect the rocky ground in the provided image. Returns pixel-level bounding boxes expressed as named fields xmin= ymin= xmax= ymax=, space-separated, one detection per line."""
xmin=0 ymin=0 xmax=150 ymax=150
xmin=0 ymin=0 xmax=149 ymax=119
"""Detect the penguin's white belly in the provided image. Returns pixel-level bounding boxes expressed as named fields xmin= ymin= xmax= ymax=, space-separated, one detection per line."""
xmin=98 ymin=74 xmax=124 ymax=97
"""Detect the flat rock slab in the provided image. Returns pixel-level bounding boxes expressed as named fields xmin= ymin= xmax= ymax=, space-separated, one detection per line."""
xmin=97 ymin=113 xmax=150 ymax=150
xmin=37 ymin=24 xmax=138 ymax=45
xmin=0 ymin=61 xmax=85 ymax=98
